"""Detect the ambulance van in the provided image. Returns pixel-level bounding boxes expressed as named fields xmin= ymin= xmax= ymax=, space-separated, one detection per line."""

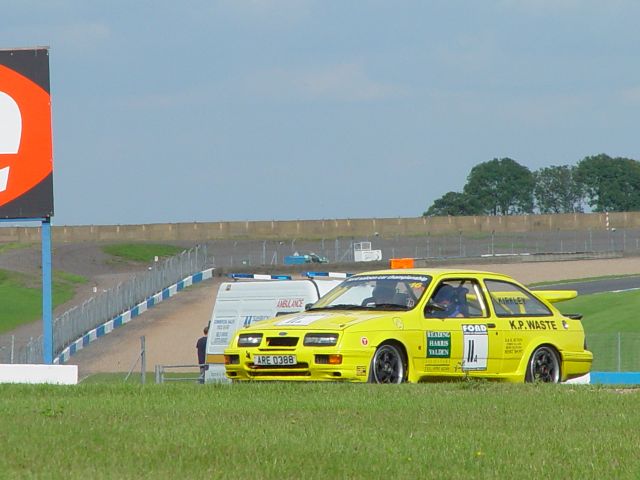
xmin=204 ymin=272 xmax=347 ymax=383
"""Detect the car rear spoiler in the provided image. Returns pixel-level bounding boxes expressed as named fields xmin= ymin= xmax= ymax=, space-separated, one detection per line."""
xmin=532 ymin=290 xmax=578 ymax=303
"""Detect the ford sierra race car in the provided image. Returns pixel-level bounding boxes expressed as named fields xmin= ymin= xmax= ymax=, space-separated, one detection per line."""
xmin=223 ymin=269 xmax=592 ymax=383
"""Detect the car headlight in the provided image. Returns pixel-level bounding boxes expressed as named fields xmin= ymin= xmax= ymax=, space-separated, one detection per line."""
xmin=238 ymin=333 xmax=263 ymax=347
xmin=304 ymin=333 xmax=338 ymax=346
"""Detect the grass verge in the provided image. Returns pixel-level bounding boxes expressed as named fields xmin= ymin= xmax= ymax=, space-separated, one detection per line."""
xmin=0 ymin=269 xmax=86 ymax=334
xmin=102 ymin=243 xmax=185 ymax=263
xmin=0 ymin=382 xmax=638 ymax=479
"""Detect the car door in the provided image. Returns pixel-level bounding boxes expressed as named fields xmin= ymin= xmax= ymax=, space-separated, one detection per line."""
xmin=482 ymin=278 xmax=556 ymax=375
xmin=423 ymin=278 xmax=503 ymax=376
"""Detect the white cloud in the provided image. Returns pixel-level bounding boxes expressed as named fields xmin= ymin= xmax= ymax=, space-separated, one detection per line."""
xmin=619 ymin=86 xmax=640 ymax=104
xmin=499 ymin=0 xmax=638 ymax=16
xmin=247 ymin=63 xmax=406 ymax=102
xmin=216 ymin=0 xmax=313 ymax=24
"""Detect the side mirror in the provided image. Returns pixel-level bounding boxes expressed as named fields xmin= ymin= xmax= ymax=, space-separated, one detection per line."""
xmin=305 ymin=303 xmax=314 ymax=310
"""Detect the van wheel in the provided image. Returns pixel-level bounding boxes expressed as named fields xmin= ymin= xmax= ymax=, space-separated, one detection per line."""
xmin=368 ymin=344 xmax=406 ymax=384
xmin=525 ymin=346 xmax=560 ymax=383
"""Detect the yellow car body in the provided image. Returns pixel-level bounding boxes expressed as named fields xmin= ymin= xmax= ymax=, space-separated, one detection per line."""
xmin=224 ymin=268 xmax=592 ymax=383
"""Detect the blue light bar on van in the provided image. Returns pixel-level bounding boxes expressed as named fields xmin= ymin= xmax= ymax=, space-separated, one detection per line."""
xmin=305 ymin=272 xmax=353 ymax=279
xmin=228 ymin=273 xmax=292 ymax=280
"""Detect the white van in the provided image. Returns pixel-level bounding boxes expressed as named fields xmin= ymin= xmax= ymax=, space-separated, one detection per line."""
xmin=204 ymin=272 xmax=347 ymax=383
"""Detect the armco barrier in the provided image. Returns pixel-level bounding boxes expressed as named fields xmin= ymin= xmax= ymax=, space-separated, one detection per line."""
xmin=590 ymin=372 xmax=640 ymax=385
xmin=54 ymin=268 xmax=214 ymax=364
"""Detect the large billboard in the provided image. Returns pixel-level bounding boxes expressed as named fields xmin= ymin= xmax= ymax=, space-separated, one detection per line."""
xmin=0 ymin=47 xmax=53 ymax=219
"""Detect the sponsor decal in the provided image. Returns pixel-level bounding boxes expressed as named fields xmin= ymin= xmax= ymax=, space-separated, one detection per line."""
xmin=462 ymin=324 xmax=488 ymax=371
xmin=275 ymin=314 xmax=326 ymax=326
xmin=427 ymin=331 xmax=451 ymax=358
xmin=345 ymin=274 xmax=430 ymax=283
xmin=504 ymin=337 xmax=524 ymax=356
xmin=242 ymin=315 xmax=270 ymax=328
xmin=356 ymin=366 xmax=367 ymax=376
xmin=462 ymin=324 xmax=487 ymax=333
xmin=498 ymin=296 xmax=526 ymax=305
xmin=425 ymin=363 xmax=450 ymax=372
xmin=509 ymin=319 xmax=558 ymax=330
xmin=361 ymin=337 xmax=369 ymax=346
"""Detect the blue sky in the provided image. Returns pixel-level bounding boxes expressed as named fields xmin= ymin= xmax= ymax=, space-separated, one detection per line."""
xmin=2 ymin=1 xmax=640 ymax=225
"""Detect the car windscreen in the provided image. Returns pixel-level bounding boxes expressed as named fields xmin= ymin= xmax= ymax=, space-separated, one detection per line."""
xmin=309 ymin=274 xmax=432 ymax=311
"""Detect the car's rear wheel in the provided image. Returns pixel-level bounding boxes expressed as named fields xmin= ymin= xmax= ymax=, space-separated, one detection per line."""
xmin=525 ymin=346 xmax=560 ymax=383
xmin=369 ymin=344 xmax=406 ymax=384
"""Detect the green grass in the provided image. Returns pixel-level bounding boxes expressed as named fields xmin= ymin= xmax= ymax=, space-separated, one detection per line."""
xmin=0 ymin=269 xmax=86 ymax=334
xmin=102 ymin=243 xmax=185 ymax=263
xmin=0 ymin=242 xmax=31 ymax=254
xmin=558 ymin=289 xmax=640 ymax=334
xmin=530 ymin=273 xmax=640 ymax=287
xmin=0 ymin=382 xmax=638 ymax=479
xmin=557 ymin=290 xmax=640 ymax=371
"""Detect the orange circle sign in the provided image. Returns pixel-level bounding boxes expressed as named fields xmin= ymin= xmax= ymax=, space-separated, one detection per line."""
xmin=0 ymin=64 xmax=53 ymax=208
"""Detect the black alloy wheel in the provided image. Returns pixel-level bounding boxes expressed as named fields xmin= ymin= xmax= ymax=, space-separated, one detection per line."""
xmin=369 ymin=344 xmax=406 ymax=384
xmin=526 ymin=346 xmax=561 ymax=383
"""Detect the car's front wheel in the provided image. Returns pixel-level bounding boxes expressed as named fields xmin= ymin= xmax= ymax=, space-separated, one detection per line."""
xmin=369 ymin=344 xmax=406 ymax=384
xmin=525 ymin=345 xmax=560 ymax=383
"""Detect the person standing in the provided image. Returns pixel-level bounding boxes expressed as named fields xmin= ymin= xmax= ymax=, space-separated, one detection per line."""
xmin=196 ymin=325 xmax=209 ymax=384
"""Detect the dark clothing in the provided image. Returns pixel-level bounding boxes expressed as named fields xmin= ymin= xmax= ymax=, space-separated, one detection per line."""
xmin=197 ymin=335 xmax=208 ymax=384
xmin=196 ymin=336 xmax=207 ymax=366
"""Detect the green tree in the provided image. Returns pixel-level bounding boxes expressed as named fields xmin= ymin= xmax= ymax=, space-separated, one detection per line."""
xmin=574 ymin=154 xmax=640 ymax=212
xmin=463 ymin=158 xmax=534 ymax=215
xmin=423 ymin=192 xmax=483 ymax=216
xmin=533 ymin=165 xmax=584 ymax=214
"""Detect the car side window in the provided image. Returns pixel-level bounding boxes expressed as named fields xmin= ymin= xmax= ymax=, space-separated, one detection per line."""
xmin=484 ymin=280 xmax=552 ymax=317
xmin=425 ymin=279 xmax=487 ymax=318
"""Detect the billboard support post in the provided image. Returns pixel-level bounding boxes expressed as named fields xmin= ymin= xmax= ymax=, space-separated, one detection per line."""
xmin=41 ymin=217 xmax=53 ymax=364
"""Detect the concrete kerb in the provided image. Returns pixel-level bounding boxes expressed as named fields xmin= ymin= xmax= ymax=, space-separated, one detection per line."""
xmin=54 ymin=268 xmax=215 ymax=365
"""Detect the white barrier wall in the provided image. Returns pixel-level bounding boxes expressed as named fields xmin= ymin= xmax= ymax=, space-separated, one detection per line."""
xmin=0 ymin=364 xmax=78 ymax=384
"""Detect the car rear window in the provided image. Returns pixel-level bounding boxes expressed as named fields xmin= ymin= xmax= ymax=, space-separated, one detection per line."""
xmin=484 ymin=280 xmax=552 ymax=317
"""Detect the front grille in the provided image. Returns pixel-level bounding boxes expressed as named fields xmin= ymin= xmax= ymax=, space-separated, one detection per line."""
xmin=266 ymin=337 xmax=299 ymax=347
xmin=250 ymin=370 xmax=311 ymax=377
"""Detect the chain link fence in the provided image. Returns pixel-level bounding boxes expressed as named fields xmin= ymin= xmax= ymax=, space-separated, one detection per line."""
xmin=587 ymin=333 xmax=640 ymax=372
xmin=205 ymin=228 xmax=640 ymax=267
xmin=0 ymin=245 xmax=210 ymax=364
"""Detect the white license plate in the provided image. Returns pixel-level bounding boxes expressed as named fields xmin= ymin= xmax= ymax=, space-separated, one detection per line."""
xmin=253 ymin=354 xmax=297 ymax=366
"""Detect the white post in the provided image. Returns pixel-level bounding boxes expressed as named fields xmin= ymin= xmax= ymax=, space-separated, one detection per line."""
xmin=141 ymin=336 xmax=146 ymax=385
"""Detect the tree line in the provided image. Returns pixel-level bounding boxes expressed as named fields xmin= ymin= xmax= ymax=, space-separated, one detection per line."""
xmin=423 ymin=154 xmax=640 ymax=216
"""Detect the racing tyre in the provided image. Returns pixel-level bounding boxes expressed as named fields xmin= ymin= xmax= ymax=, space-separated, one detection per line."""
xmin=369 ymin=344 xmax=406 ymax=384
xmin=525 ymin=346 xmax=560 ymax=383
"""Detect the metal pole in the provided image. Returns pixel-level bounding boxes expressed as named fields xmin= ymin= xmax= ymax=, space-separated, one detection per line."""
xmin=42 ymin=217 xmax=53 ymax=364
xmin=141 ymin=336 xmax=146 ymax=384
xmin=617 ymin=332 xmax=621 ymax=372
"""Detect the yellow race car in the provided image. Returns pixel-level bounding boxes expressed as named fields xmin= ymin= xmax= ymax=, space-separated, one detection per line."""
xmin=224 ymin=269 xmax=592 ymax=383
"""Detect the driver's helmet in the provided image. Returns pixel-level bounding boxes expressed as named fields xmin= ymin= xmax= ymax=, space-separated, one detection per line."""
xmin=372 ymin=282 xmax=396 ymax=302
xmin=433 ymin=285 xmax=457 ymax=306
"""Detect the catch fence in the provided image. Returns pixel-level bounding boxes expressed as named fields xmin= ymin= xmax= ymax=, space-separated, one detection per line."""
xmin=0 ymin=245 xmax=210 ymax=364
xmin=205 ymin=228 xmax=640 ymax=267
